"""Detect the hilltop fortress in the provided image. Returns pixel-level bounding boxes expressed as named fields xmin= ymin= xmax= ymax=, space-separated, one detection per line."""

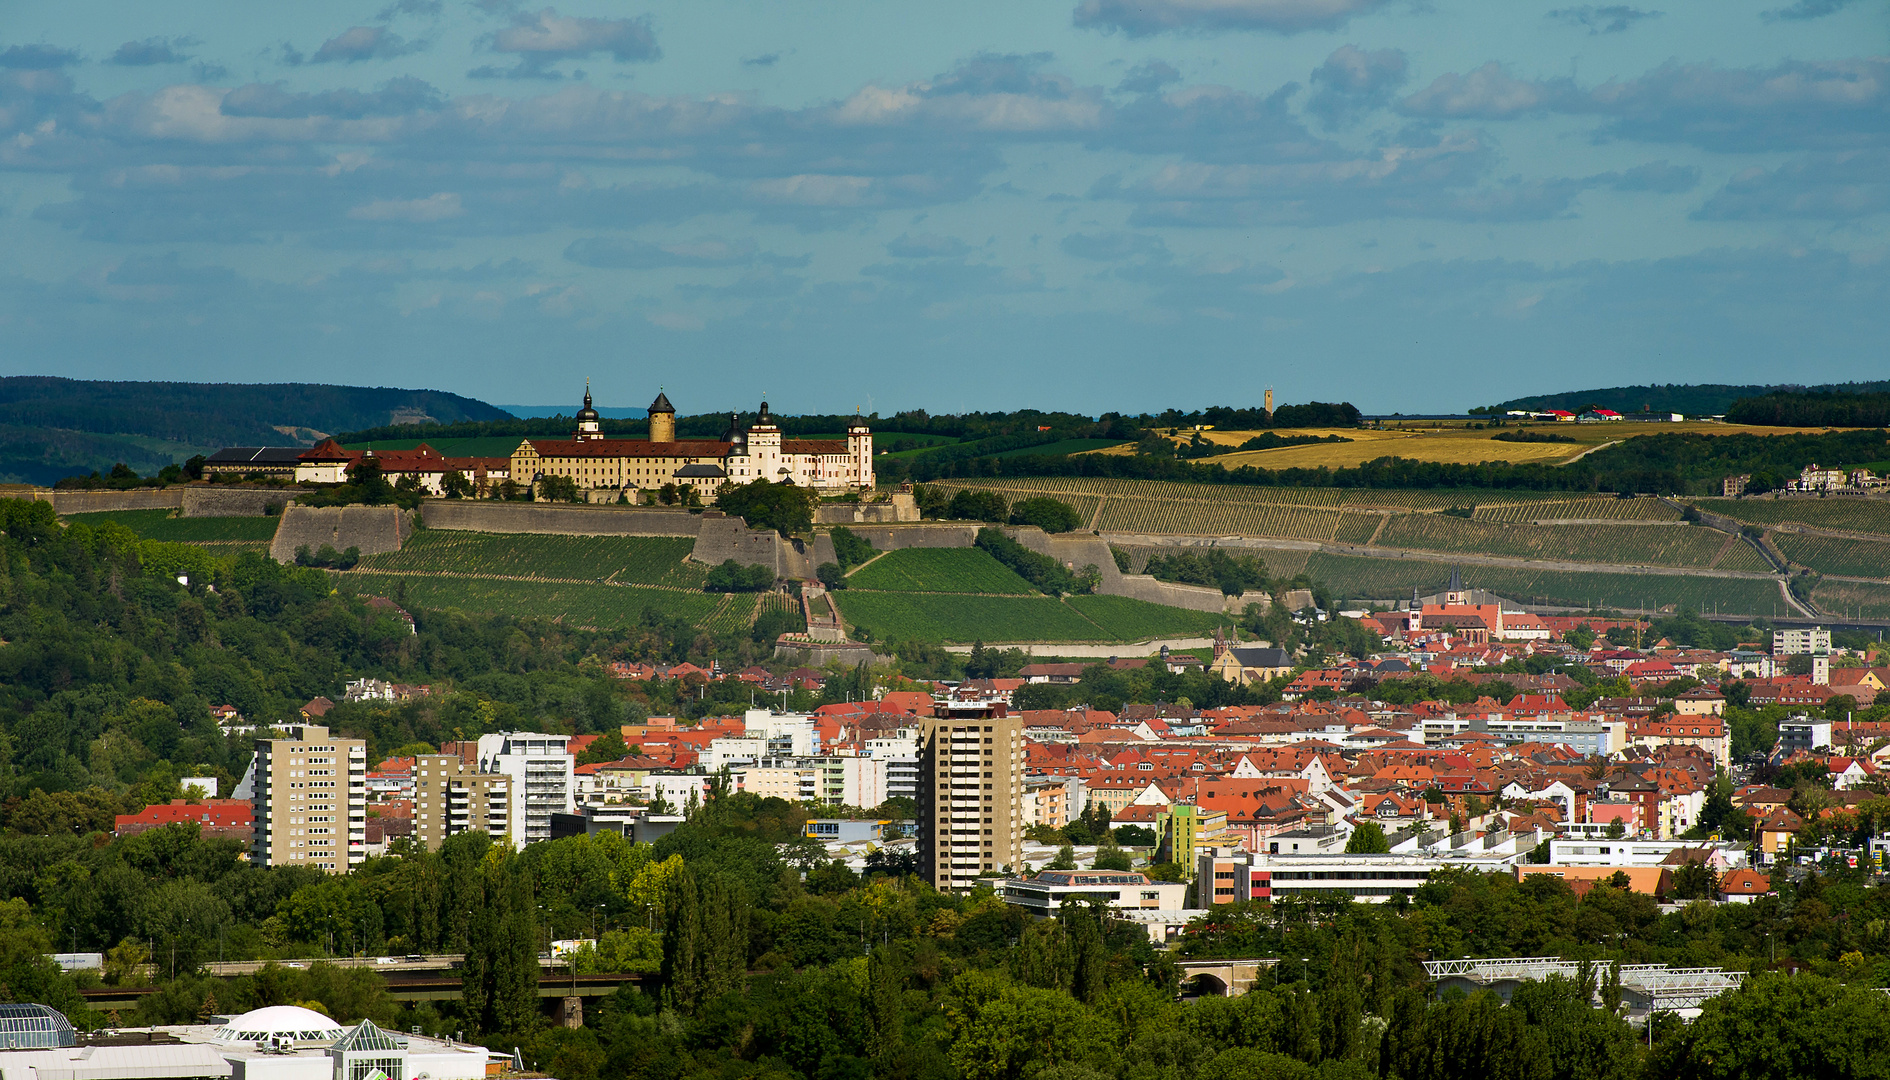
xmin=510 ymin=387 xmax=875 ymax=501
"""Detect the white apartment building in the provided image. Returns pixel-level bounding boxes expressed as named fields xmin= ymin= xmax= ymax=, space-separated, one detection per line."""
xmin=475 ymin=732 xmax=574 ymax=846
xmin=1773 ymin=628 xmax=1832 ymax=656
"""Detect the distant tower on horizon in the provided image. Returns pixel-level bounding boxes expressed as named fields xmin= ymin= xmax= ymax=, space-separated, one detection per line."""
xmin=1264 ymin=388 xmax=1274 ymax=416
xmin=574 ymin=379 xmax=603 ymax=441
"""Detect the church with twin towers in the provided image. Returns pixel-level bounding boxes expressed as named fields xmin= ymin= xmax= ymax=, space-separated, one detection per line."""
xmin=509 ymin=385 xmax=875 ymax=501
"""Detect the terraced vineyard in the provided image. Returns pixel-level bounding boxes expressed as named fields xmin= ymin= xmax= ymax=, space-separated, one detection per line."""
xmin=1375 ymin=516 xmax=1732 ymax=568
xmin=1810 ymin=579 xmax=1890 ymax=620
xmin=63 ymin=509 xmax=282 ymax=542
xmin=1708 ymin=538 xmax=1777 ymax=574
xmin=1472 ymin=498 xmax=1682 ymax=523
xmin=1774 ymin=533 xmax=1890 ymax=580
xmin=1096 ymin=500 xmax=1355 ymax=540
xmin=341 ymin=572 xmax=722 ymax=627
xmin=929 ymin=477 xmax=1564 ymax=512
xmin=755 ymin=590 xmax=808 ymax=633
xmin=357 ymin=530 xmax=706 ymax=587
xmin=699 ymin=593 xmax=761 ymax=633
xmin=846 ymin=548 xmax=1037 ymax=594
xmin=1696 ymin=498 xmax=1890 ymax=537
xmin=1332 ymin=512 xmax=1384 ymax=545
xmin=1298 ymin=553 xmax=1788 ymax=616
xmin=1065 ymin=595 xmax=1229 ymax=640
xmin=834 ymin=592 xmax=1106 ymax=643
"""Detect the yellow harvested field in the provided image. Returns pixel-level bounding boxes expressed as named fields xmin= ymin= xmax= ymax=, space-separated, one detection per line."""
xmin=1123 ymin=420 xmax=1863 ymax=472
xmin=1212 ymin=432 xmax=1586 ymax=469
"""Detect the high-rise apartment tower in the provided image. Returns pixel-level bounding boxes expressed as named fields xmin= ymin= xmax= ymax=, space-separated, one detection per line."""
xmin=250 ymin=724 xmax=367 ymax=873
xmin=917 ymin=703 xmax=1023 ymax=891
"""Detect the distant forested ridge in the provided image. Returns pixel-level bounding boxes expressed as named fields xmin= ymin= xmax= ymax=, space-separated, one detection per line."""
xmin=1726 ymin=390 xmax=1890 ymax=428
xmin=0 ymin=377 xmax=511 ymax=485
xmin=1480 ymin=381 xmax=1890 ymax=418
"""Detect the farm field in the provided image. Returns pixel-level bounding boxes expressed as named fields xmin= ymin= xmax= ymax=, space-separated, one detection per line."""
xmin=1374 ymin=515 xmax=1732 ymax=569
xmin=846 ymin=548 xmax=1037 ymax=594
xmin=1208 ymin=428 xmax=1590 ymax=470
xmin=1297 ymin=552 xmax=1788 ymax=616
xmin=340 ymin=573 xmax=722 ymax=627
xmin=1695 ymin=498 xmax=1890 ymax=537
xmin=1773 ymin=533 xmax=1890 ymax=580
xmin=1809 ymin=579 xmax=1890 ymax=620
xmin=833 ymin=592 xmax=1105 ymax=643
xmin=63 ymin=508 xmax=282 ymax=542
xmin=357 ymin=530 xmax=706 ymax=587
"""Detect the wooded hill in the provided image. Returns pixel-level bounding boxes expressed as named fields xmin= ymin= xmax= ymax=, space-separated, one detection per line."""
xmin=1480 ymin=381 xmax=1890 ymax=419
xmin=0 ymin=377 xmax=511 ymax=486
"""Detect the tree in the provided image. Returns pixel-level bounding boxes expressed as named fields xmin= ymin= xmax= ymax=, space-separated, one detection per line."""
xmin=1564 ymin=625 xmax=1597 ymax=649
xmin=705 ymin=559 xmax=774 ymax=592
xmin=535 ymin=474 xmax=580 ymax=503
xmin=816 ymin=562 xmax=847 ymax=590
xmin=1047 ymin=845 xmax=1077 ymax=871
xmin=1345 ymin=821 xmax=1391 ymax=854
xmin=716 ymin=479 xmax=818 ymax=537
xmin=576 ymin=729 xmax=629 ymax=765
xmin=440 ymin=470 xmax=472 ymax=498
xmin=947 ymin=489 xmax=1008 ymax=522
xmin=1670 ymin=861 xmax=1719 ymax=900
xmin=829 ymin=526 xmax=875 ymax=570
xmin=1093 ymin=836 xmax=1132 ymax=871
xmin=1009 ymin=497 xmax=1083 ymax=533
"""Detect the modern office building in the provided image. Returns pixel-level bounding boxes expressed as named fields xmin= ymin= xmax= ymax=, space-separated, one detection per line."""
xmin=917 ymin=710 xmax=1024 ymax=891
xmin=250 ymin=724 xmax=367 ymax=873
xmin=410 ymin=754 xmax=511 ymax=851
xmin=475 ymin=732 xmax=575 ymax=846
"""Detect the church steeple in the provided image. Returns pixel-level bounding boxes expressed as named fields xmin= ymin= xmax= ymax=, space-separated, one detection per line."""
xmin=574 ymin=378 xmax=603 ymax=440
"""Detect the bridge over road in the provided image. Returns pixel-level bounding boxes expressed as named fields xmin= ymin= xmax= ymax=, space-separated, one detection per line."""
xmin=1176 ymin=959 xmax=1279 ymax=997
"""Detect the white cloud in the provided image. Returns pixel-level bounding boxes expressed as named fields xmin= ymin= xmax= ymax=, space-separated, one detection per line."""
xmin=1399 ymin=62 xmax=1569 ymax=118
xmin=347 ymin=192 xmax=464 ymax=221
xmin=1073 ymin=0 xmax=1394 ymax=36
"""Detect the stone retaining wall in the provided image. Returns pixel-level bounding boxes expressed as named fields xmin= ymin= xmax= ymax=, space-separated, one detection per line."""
xmin=269 ymin=506 xmax=411 ymax=563
xmin=420 ymin=501 xmax=703 ymax=536
xmin=1002 ymin=526 xmax=1232 ymax=613
xmin=181 ymin=487 xmax=294 ymax=517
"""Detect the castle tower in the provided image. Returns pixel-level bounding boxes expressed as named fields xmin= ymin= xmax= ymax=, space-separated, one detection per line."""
xmin=574 ymin=380 xmax=603 ymax=441
xmin=846 ymin=410 xmax=873 ymax=489
xmin=648 ymin=389 xmax=676 ymax=443
xmin=1264 ymin=388 xmax=1274 ymax=417
xmin=747 ymin=398 xmax=782 ymax=479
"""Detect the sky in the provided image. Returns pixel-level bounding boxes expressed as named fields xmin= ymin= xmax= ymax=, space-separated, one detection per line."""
xmin=0 ymin=1 xmax=1885 ymax=417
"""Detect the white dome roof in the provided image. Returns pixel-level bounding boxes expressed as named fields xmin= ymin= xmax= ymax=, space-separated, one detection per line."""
xmin=211 ymin=1005 xmax=348 ymax=1044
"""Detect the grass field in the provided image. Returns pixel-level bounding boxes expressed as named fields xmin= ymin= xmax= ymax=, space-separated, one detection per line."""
xmin=834 ymin=592 xmax=1106 ymax=642
xmin=846 ymin=548 xmax=1038 ymax=594
xmin=62 ymin=508 xmax=283 ymax=542
xmin=993 ymin=438 xmax=1129 ymax=458
xmin=340 ymin=572 xmax=722 ymax=627
xmin=1696 ymin=498 xmax=1890 ymax=537
xmin=1773 ymin=532 xmax=1890 ymax=580
xmin=1375 ymin=515 xmax=1732 ymax=569
xmin=832 ymin=590 xmax=1224 ymax=643
xmin=357 ymin=530 xmax=706 ymax=587
xmin=1296 ymin=552 xmax=1788 ymax=616
xmin=1809 ymin=579 xmax=1890 ymax=620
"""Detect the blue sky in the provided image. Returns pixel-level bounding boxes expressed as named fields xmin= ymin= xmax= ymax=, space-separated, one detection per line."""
xmin=1 ymin=1 xmax=1884 ymax=416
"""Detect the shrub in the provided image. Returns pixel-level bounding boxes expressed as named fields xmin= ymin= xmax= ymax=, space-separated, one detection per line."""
xmin=705 ymin=559 xmax=774 ymax=593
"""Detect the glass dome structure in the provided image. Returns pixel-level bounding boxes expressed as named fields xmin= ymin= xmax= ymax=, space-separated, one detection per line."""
xmin=0 ymin=1003 xmax=77 ymax=1049
xmin=209 ymin=1005 xmax=349 ymax=1044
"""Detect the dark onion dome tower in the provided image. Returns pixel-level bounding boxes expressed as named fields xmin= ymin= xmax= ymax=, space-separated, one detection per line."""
xmin=648 ymin=389 xmax=676 ymax=443
xmin=720 ymin=411 xmax=747 ymax=452
xmin=574 ymin=380 xmax=603 ymax=441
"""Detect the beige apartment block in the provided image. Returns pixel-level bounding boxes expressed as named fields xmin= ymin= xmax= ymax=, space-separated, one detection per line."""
xmin=411 ymin=755 xmax=512 ymax=851
xmin=918 ymin=714 xmax=1024 ymax=891
xmin=250 ymin=724 xmax=367 ymax=873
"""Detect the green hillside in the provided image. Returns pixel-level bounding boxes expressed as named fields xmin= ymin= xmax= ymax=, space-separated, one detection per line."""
xmin=61 ymin=508 xmax=281 ymax=542
xmin=0 ymin=377 xmax=510 ymax=485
